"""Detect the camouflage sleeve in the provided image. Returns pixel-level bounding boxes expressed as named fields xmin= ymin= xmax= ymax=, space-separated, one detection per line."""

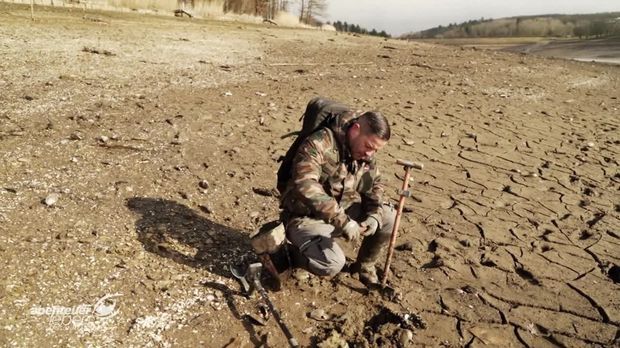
xmin=361 ymin=165 xmax=385 ymax=228
xmin=291 ymin=132 xmax=349 ymax=230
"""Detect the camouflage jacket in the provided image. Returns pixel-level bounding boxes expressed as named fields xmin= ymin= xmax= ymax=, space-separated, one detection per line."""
xmin=280 ymin=111 xmax=385 ymax=230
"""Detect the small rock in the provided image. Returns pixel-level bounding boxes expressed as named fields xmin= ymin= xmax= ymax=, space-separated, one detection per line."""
xmin=586 ymin=142 xmax=595 ymax=148
xmin=198 ymin=180 xmax=210 ymax=189
xmin=98 ymin=135 xmax=110 ymax=143
xmin=44 ymin=193 xmax=59 ymax=206
xmin=402 ymin=139 xmax=415 ymax=146
xmin=222 ymin=91 xmax=232 ymax=97
xmin=69 ymin=133 xmax=83 ymax=141
xmin=255 ymin=92 xmax=266 ymax=97
xmin=292 ymin=269 xmax=310 ymax=281
xmin=399 ymin=329 xmax=414 ymax=346
xmin=252 ymin=187 xmax=277 ymax=197
xmin=309 ymin=308 xmax=331 ymax=321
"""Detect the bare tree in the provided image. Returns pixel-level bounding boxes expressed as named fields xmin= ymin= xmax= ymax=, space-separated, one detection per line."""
xmin=299 ymin=0 xmax=306 ymax=22
xmin=280 ymin=0 xmax=289 ymax=12
xmin=299 ymin=0 xmax=327 ymax=24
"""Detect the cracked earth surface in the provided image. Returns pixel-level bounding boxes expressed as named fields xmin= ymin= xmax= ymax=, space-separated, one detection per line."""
xmin=1 ymin=3 xmax=619 ymax=347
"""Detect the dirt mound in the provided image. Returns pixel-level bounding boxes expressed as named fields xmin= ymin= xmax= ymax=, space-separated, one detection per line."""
xmin=1 ymin=3 xmax=618 ymax=347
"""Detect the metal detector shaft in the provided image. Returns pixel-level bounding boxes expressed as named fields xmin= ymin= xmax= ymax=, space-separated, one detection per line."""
xmin=253 ymin=277 xmax=299 ymax=347
xmin=381 ymin=160 xmax=423 ymax=287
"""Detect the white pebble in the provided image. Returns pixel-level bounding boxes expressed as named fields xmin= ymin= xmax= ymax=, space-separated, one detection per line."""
xmin=44 ymin=193 xmax=59 ymax=206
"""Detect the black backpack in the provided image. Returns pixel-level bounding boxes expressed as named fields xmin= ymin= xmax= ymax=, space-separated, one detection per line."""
xmin=276 ymin=97 xmax=352 ymax=194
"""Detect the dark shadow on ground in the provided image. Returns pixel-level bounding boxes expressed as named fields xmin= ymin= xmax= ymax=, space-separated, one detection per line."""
xmin=126 ymin=197 xmax=254 ymax=280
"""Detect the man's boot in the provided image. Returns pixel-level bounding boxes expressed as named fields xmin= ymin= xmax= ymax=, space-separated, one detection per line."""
xmin=351 ymin=233 xmax=387 ymax=285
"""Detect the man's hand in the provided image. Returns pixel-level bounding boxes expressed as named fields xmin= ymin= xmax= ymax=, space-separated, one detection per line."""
xmin=336 ymin=219 xmax=362 ymax=242
xmin=360 ymin=216 xmax=380 ymax=236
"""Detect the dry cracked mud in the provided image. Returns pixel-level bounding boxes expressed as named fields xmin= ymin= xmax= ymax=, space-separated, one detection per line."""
xmin=1 ymin=3 xmax=618 ymax=347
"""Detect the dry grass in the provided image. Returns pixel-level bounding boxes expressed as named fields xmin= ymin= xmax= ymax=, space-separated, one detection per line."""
xmin=106 ymin=0 xmax=186 ymax=12
xmin=273 ymin=11 xmax=311 ymax=29
xmin=5 ymin=0 xmax=314 ymax=29
xmin=191 ymin=0 xmax=225 ymax=17
xmin=108 ymin=0 xmax=227 ymax=18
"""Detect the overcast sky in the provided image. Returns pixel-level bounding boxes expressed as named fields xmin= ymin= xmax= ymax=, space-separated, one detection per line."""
xmin=325 ymin=0 xmax=620 ymax=36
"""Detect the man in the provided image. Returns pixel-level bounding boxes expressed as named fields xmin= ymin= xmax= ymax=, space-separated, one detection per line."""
xmin=280 ymin=108 xmax=395 ymax=285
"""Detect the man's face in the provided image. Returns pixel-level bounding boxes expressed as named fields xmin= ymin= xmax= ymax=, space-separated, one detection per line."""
xmin=348 ymin=123 xmax=387 ymax=161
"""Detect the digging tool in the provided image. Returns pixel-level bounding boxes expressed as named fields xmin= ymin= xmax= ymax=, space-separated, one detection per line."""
xmin=231 ymin=262 xmax=299 ymax=347
xmin=381 ymin=159 xmax=423 ymax=287
xmin=230 ymin=264 xmax=251 ymax=294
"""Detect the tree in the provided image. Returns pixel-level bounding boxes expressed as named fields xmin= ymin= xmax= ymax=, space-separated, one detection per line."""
xmin=299 ymin=0 xmax=327 ymax=24
xmin=299 ymin=0 xmax=305 ymax=22
xmin=590 ymin=21 xmax=609 ymax=37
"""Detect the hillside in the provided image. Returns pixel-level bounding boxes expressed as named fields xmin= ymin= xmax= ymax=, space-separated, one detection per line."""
xmin=404 ymin=12 xmax=620 ymax=39
xmin=1 ymin=2 xmax=619 ymax=347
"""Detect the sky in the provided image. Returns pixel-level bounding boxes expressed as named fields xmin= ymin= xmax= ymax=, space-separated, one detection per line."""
xmin=325 ymin=0 xmax=620 ymax=36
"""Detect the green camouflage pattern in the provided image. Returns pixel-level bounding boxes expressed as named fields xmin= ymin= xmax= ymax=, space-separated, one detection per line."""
xmin=280 ymin=111 xmax=385 ymax=230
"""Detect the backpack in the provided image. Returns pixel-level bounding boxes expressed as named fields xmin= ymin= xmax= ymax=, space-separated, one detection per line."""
xmin=276 ymin=97 xmax=352 ymax=194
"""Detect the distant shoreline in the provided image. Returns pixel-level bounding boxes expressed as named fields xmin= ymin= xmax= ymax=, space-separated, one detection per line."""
xmin=505 ymin=37 xmax=620 ymax=65
xmin=412 ymin=37 xmax=620 ymax=65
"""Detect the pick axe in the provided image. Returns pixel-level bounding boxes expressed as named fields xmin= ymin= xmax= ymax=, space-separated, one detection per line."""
xmin=231 ymin=262 xmax=299 ymax=347
xmin=381 ymin=159 xmax=423 ymax=287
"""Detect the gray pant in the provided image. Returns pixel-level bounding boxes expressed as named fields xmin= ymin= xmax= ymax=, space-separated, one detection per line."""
xmin=285 ymin=203 xmax=396 ymax=277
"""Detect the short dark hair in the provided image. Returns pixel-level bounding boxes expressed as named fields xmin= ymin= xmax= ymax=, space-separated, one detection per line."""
xmin=359 ymin=111 xmax=391 ymax=141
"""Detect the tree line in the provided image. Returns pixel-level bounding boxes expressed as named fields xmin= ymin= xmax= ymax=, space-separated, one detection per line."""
xmin=330 ymin=20 xmax=391 ymax=38
xmin=404 ymin=12 xmax=620 ymax=39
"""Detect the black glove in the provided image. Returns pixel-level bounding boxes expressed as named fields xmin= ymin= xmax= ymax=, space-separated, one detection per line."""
xmin=360 ymin=215 xmax=380 ymax=236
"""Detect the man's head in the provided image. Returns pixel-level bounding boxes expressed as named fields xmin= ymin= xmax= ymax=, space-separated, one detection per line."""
xmin=347 ymin=111 xmax=391 ymax=161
